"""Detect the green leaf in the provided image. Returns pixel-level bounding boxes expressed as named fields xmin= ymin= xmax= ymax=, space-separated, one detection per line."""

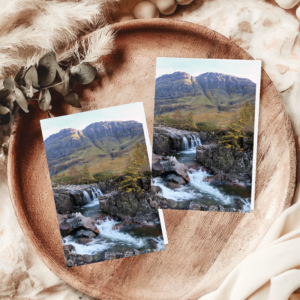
xmin=0 ymin=104 xmax=10 ymax=125
xmin=15 ymin=87 xmax=29 ymax=113
xmin=63 ymin=92 xmax=81 ymax=108
xmin=37 ymin=51 xmax=59 ymax=88
xmin=24 ymin=65 xmax=39 ymax=89
xmin=52 ymin=68 xmax=71 ymax=96
xmin=38 ymin=89 xmax=52 ymax=111
xmin=3 ymin=78 xmax=15 ymax=91
xmin=70 ymin=63 xmax=97 ymax=85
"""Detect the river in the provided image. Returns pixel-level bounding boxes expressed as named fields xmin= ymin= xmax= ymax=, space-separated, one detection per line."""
xmin=62 ymin=187 xmax=165 ymax=256
xmin=152 ymin=135 xmax=251 ymax=212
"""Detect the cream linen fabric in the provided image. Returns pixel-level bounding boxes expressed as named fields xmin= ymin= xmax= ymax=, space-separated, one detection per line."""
xmin=1 ymin=0 xmax=300 ymax=299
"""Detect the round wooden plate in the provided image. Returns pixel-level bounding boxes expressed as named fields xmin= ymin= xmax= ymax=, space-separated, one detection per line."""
xmin=7 ymin=19 xmax=296 ymax=299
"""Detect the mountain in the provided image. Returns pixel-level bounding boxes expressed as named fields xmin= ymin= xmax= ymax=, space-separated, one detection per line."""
xmin=154 ymin=71 xmax=256 ymax=114
xmin=44 ymin=121 xmax=145 ymax=176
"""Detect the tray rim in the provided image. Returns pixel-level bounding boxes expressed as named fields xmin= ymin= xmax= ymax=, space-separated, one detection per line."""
xmin=6 ymin=18 xmax=297 ymax=299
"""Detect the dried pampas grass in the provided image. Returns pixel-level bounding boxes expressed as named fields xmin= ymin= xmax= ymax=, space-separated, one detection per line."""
xmin=0 ymin=0 xmax=120 ymax=79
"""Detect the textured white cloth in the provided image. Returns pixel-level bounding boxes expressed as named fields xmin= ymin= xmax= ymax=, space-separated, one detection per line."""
xmin=1 ymin=0 xmax=300 ymax=299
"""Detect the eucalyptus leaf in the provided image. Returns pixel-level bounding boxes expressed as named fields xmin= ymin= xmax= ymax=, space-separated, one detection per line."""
xmin=24 ymin=65 xmax=39 ymax=89
xmin=15 ymin=88 xmax=29 ymax=113
xmin=0 ymin=89 xmax=12 ymax=102
xmin=52 ymin=68 xmax=71 ymax=96
xmin=63 ymin=92 xmax=81 ymax=108
xmin=0 ymin=104 xmax=10 ymax=125
xmin=4 ymin=93 xmax=16 ymax=111
xmin=0 ymin=104 xmax=10 ymax=115
xmin=14 ymin=66 xmax=25 ymax=84
xmin=37 ymin=51 xmax=59 ymax=88
xmin=38 ymin=89 xmax=52 ymax=111
xmin=3 ymin=78 xmax=15 ymax=91
xmin=70 ymin=63 xmax=97 ymax=85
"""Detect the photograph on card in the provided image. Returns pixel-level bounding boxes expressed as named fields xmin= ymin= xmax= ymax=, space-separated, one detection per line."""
xmin=151 ymin=58 xmax=261 ymax=213
xmin=40 ymin=103 xmax=165 ymax=268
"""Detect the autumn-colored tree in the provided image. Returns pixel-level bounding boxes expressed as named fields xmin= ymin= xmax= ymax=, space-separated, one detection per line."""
xmin=173 ymin=110 xmax=184 ymax=125
xmin=186 ymin=111 xmax=196 ymax=129
xmin=120 ymin=142 xmax=146 ymax=193
xmin=81 ymin=165 xmax=94 ymax=183
xmin=220 ymin=102 xmax=253 ymax=152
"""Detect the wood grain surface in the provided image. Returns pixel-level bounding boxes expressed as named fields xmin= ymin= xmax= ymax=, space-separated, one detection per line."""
xmin=7 ymin=19 xmax=296 ymax=300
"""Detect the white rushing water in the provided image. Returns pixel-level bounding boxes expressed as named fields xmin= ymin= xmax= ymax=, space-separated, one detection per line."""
xmin=84 ymin=187 xmax=103 ymax=207
xmin=83 ymin=190 xmax=92 ymax=204
xmin=182 ymin=136 xmax=189 ymax=150
xmin=96 ymin=218 xmax=146 ymax=247
xmin=63 ymin=235 xmax=113 ymax=255
xmin=188 ymin=169 xmax=234 ymax=205
xmin=63 ymin=217 xmax=165 ymax=255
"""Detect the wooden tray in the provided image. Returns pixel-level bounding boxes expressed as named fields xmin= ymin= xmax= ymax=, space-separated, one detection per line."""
xmin=7 ymin=19 xmax=296 ymax=299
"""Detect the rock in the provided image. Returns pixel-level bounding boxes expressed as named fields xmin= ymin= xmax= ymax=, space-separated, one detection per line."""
xmin=70 ymin=212 xmax=100 ymax=234
xmin=196 ymin=143 xmax=253 ymax=184
xmin=152 ymin=153 xmax=162 ymax=164
xmin=77 ymin=238 xmax=93 ymax=245
xmin=98 ymin=182 xmax=107 ymax=192
xmin=166 ymin=198 xmax=178 ymax=208
xmin=150 ymin=240 xmax=158 ymax=249
xmin=59 ymin=220 xmax=72 ymax=237
xmin=165 ymin=182 xmax=182 ymax=190
xmin=166 ymin=174 xmax=186 ymax=185
xmin=164 ymin=157 xmax=190 ymax=182
xmin=83 ymin=254 xmax=93 ymax=263
xmin=124 ymin=250 xmax=135 ymax=257
xmin=189 ymin=203 xmax=209 ymax=211
xmin=57 ymin=213 xmax=68 ymax=224
xmin=142 ymin=249 xmax=151 ymax=254
xmin=75 ymin=229 xmax=96 ymax=238
xmin=133 ymin=249 xmax=140 ymax=255
xmin=208 ymin=205 xmax=225 ymax=212
xmin=151 ymin=185 xmax=162 ymax=195
xmin=105 ymin=252 xmax=125 ymax=260
xmin=99 ymin=190 xmax=159 ymax=223
xmin=152 ymin=161 xmax=164 ymax=177
xmin=66 ymin=260 xmax=75 ymax=268
xmin=156 ymin=0 xmax=177 ymax=15
xmin=92 ymin=252 xmax=105 ymax=262
xmin=53 ymin=191 xmax=74 ymax=214
xmin=63 ymin=244 xmax=75 ymax=256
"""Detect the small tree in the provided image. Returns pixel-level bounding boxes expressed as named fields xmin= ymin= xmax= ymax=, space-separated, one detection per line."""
xmin=220 ymin=103 xmax=251 ymax=152
xmin=120 ymin=143 xmax=145 ymax=193
xmin=186 ymin=111 xmax=196 ymax=129
xmin=81 ymin=165 xmax=94 ymax=183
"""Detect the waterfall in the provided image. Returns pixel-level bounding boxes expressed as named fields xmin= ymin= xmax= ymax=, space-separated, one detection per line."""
xmin=182 ymin=136 xmax=189 ymax=150
xmin=83 ymin=187 xmax=103 ymax=207
xmin=192 ymin=135 xmax=201 ymax=146
xmin=190 ymin=135 xmax=195 ymax=148
xmin=83 ymin=191 xmax=92 ymax=204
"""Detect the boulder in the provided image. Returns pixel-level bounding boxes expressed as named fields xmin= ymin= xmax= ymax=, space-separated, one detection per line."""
xmin=75 ymin=229 xmax=96 ymax=238
xmin=53 ymin=191 xmax=74 ymax=214
xmin=77 ymin=238 xmax=93 ymax=245
xmin=166 ymin=198 xmax=178 ymax=208
xmin=99 ymin=190 xmax=159 ymax=223
xmin=152 ymin=153 xmax=162 ymax=164
xmin=189 ymin=203 xmax=209 ymax=211
xmin=164 ymin=157 xmax=190 ymax=182
xmin=196 ymin=143 xmax=253 ymax=183
xmin=124 ymin=250 xmax=135 ymax=257
xmin=165 ymin=182 xmax=182 ymax=190
xmin=59 ymin=220 xmax=72 ymax=237
xmin=70 ymin=212 xmax=100 ymax=234
xmin=105 ymin=252 xmax=125 ymax=260
xmin=63 ymin=244 xmax=75 ymax=256
xmin=83 ymin=254 xmax=93 ymax=263
xmin=152 ymin=161 xmax=164 ymax=177
xmin=151 ymin=185 xmax=162 ymax=195
xmin=166 ymin=174 xmax=186 ymax=185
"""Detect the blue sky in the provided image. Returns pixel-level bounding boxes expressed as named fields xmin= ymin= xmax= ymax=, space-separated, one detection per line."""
xmin=40 ymin=103 xmax=143 ymax=141
xmin=156 ymin=58 xmax=261 ymax=83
